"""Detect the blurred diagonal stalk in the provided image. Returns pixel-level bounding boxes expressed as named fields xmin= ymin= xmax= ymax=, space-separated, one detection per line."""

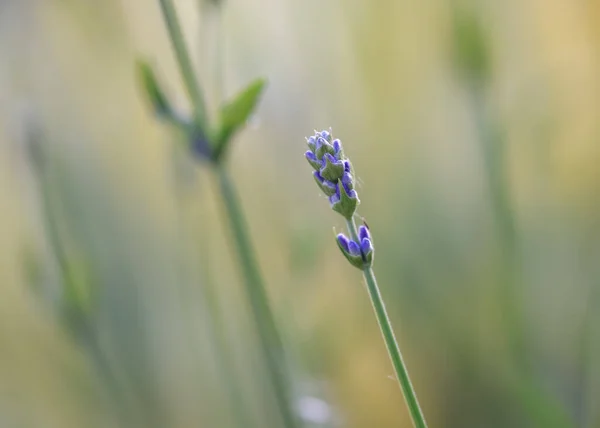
xmin=29 ymin=136 xmax=136 ymax=428
xmin=173 ymin=174 xmax=253 ymax=428
xmin=216 ymin=166 xmax=300 ymax=428
xmin=346 ymin=218 xmax=428 ymax=428
xmin=468 ymin=87 xmax=524 ymax=360
xmin=467 ymin=87 xmax=573 ymax=427
xmin=157 ymin=1 xmax=300 ymax=426
xmin=158 ymin=0 xmax=208 ymax=131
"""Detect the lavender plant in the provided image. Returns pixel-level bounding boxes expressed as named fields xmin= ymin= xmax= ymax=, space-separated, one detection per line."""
xmin=305 ymin=130 xmax=428 ymax=428
xmin=139 ymin=1 xmax=300 ymax=427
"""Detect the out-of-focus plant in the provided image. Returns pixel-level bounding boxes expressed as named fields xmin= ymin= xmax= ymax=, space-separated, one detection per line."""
xmin=138 ymin=1 xmax=300 ymax=427
xmin=450 ymin=4 xmax=573 ymax=426
xmin=305 ymin=129 xmax=428 ymax=428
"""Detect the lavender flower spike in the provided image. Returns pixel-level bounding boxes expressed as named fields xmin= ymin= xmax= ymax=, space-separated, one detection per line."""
xmin=305 ymin=129 xmax=359 ymax=219
xmin=304 ymin=128 xmax=427 ymax=427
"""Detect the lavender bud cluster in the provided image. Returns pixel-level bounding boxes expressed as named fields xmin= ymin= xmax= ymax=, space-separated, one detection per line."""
xmin=305 ymin=129 xmax=374 ymax=268
xmin=305 ymin=130 xmax=359 ymax=219
xmin=336 ymin=224 xmax=374 ymax=269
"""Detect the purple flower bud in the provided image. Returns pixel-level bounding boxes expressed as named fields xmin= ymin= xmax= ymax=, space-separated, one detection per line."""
xmin=358 ymin=225 xmax=370 ymax=242
xmin=348 ymin=240 xmax=361 ymax=256
xmin=329 ymin=192 xmax=340 ymax=207
xmin=360 ymin=238 xmax=373 ymax=255
xmin=336 ymin=232 xmax=365 ymax=268
xmin=341 ymin=172 xmax=354 ymax=189
xmin=314 ymin=170 xmax=325 ymax=184
xmin=333 ymin=139 xmax=342 ymax=153
xmin=305 ymin=150 xmax=322 ymax=170
xmin=314 ymin=171 xmax=337 ymax=196
xmin=337 ymin=234 xmax=350 ymax=253
xmin=341 ymin=180 xmax=357 ymax=199
xmin=320 ymin=130 xmax=331 ymax=141
xmin=344 ymin=160 xmax=351 ymax=173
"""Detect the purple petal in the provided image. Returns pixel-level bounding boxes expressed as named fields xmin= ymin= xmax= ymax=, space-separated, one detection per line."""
xmin=347 ymin=240 xmax=361 ymax=256
xmin=341 ymin=172 xmax=353 ymax=187
xmin=360 ymin=238 xmax=373 ymax=254
xmin=320 ymin=130 xmax=330 ymax=140
xmin=305 ymin=151 xmax=317 ymax=162
xmin=324 ymin=153 xmax=336 ymax=163
xmin=313 ymin=170 xmax=325 ymax=184
xmin=329 ymin=188 xmax=340 ymax=206
xmin=333 ymin=139 xmax=342 ymax=153
xmin=323 ymin=179 xmax=337 ymax=192
xmin=358 ymin=225 xmax=370 ymax=242
xmin=341 ymin=181 xmax=357 ymax=198
xmin=337 ymin=234 xmax=350 ymax=253
xmin=343 ymin=160 xmax=351 ymax=173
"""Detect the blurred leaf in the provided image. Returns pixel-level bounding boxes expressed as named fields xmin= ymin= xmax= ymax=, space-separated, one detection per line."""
xmin=212 ymin=78 xmax=266 ymax=162
xmin=136 ymin=59 xmax=173 ymax=117
xmin=451 ymin=7 xmax=490 ymax=82
xmin=62 ymin=254 xmax=94 ymax=318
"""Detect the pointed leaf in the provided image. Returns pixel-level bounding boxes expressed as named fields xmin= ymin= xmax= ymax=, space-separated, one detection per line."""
xmin=213 ymin=78 xmax=266 ymax=162
xmin=136 ymin=59 xmax=173 ymax=117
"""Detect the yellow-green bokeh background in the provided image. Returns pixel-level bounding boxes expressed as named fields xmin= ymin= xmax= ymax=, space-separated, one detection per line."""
xmin=0 ymin=0 xmax=599 ymax=427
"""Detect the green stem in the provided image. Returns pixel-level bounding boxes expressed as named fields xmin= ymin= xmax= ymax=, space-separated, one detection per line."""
xmin=346 ymin=218 xmax=427 ymax=428
xmin=157 ymin=1 xmax=297 ymax=424
xmin=158 ymin=0 xmax=208 ymax=130
xmin=216 ymin=165 xmax=300 ymax=428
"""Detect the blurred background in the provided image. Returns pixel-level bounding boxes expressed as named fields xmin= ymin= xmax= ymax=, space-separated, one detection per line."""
xmin=0 ymin=0 xmax=599 ymax=426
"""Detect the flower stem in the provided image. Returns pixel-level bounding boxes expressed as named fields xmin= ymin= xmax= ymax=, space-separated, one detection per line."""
xmin=157 ymin=1 xmax=298 ymax=425
xmin=216 ymin=165 xmax=300 ymax=428
xmin=158 ymin=0 xmax=208 ymax=131
xmin=346 ymin=217 xmax=428 ymax=428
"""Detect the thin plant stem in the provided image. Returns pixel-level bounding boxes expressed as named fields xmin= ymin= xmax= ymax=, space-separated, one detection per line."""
xmin=157 ymin=2 xmax=298 ymax=425
xmin=172 ymin=174 xmax=252 ymax=428
xmin=215 ymin=165 xmax=300 ymax=428
xmin=158 ymin=0 xmax=208 ymax=130
xmin=346 ymin=217 xmax=427 ymax=428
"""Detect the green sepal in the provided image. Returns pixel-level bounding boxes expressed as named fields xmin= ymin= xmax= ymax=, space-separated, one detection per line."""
xmin=306 ymin=155 xmax=322 ymax=171
xmin=331 ymin=182 xmax=359 ymax=219
xmin=363 ymin=247 xmax=374 ymax=266
xmin=136 ymin=59 xmax=173 ymax=117
xmin=213 ymin=78 xmax=267 ymax=162
xmin=314 ymin=175 xmax=337 ymax=197
xmin=315 ymin=142 xmax=335 ymax=160
xmin=320 ymin=156 xmax=344 ymax=182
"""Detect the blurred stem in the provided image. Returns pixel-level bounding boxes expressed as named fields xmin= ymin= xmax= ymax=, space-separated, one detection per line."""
xmin=199 ymin=0 xmax=225 ymax=114
xmin=32 ymin=153 xmax=135 ymax=428
xmin=158 ymin=0 xmax=208 ymax=131
xmin=469 ymin=86 xmax=524 ymax=360
xmin=468 ymin=86 xmax=573 ymax=426
xmin=172 ymin=172 xmax=252 ymax=428
xmin=215 ymin=165 xmax=300 ymax=428
xmin=158 ymin=1 xmax=298 ymax=426
xmin=346 ymin=218 xmax=427 ymax=428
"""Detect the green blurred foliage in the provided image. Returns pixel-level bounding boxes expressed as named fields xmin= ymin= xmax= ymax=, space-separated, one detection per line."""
xmin=0 ymin=0 xmax=599 ymax=427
